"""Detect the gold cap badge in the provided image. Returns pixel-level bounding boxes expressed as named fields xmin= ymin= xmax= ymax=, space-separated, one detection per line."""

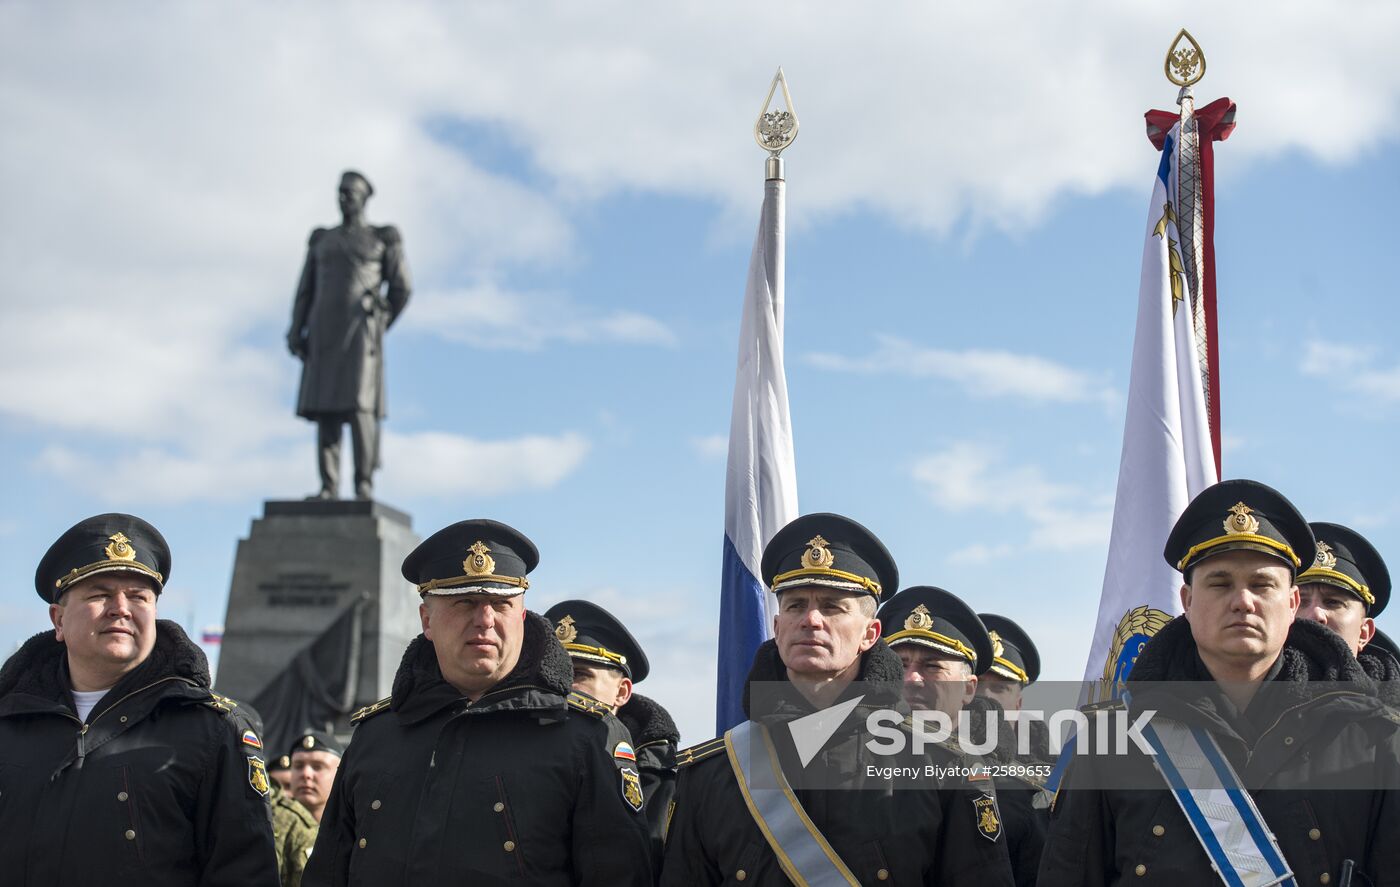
xmin=555 ymin=615 xmax=578 ymax=644
xmin=904 ymin=603 xmax=934 ymax=632
xmin=1314 ymin=541 xmax=1338 ymax=570
xmin=301 ymin=735 xmax=315 ymax=749
xmin=800 ymin=535 xmax=835 ymax=570
xmin=989 ymin=630 xmax=1005 ymax=660
xmin=1224 ymin=502 xmax=1260 ymax=536
xmin=463 ymin=541 xmax=496 ymax=577
xmin=105 ymin=532 xmax=136 ymax=562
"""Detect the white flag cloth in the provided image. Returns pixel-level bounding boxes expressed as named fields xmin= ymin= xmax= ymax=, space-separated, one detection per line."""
xmin=717 ymin=177 xmax=799 ymax=732
xmin=1081 ymin=124 xmax=1218 ymax=696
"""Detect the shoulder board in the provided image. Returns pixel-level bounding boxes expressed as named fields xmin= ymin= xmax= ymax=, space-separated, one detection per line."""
xmin=309 ymin=227 xmax=328 ymax=245
xmin=676 ymin=736 xmax=727 ymax=768
xmin=376 ymin=225 xmax=401 ymax=245
xmin=351 ymin=696 xmax=392 ymax=724
xmin=567 ymin=691 xmax=613 ymax=719
xmin=204 ymin=691 xmax=237 ymax=713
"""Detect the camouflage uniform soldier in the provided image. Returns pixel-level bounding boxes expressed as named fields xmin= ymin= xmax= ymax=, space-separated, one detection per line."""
xmin=271 ymin=781 xmax=318 ymax=887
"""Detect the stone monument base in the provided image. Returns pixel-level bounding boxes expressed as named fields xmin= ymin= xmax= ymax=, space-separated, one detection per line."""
xmin=217 ymin=500 xmax=422 ymax=727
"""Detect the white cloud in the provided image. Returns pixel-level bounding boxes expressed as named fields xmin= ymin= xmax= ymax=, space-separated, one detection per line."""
xmin=379 ymin=430 xmax=590 ymax=498
xmin=1301 ymin=340 xmax=1400 ymax=404
xmin=402 ymin=282 xmax=676 ymax=350
xmin=912 ymin=441 xmax=1111 ymax=563
xmin=810 ymin=335 xmax=1117 ymax=406
xmin=690 ymin=434 xmax=728 ymax=461
xmin=33 ymin=430 xmax=590 ymax=505
xmin=3 ymin=3 xmax=1400 ymax=504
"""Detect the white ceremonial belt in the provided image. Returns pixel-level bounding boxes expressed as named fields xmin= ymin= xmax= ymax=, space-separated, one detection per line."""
xmin=1134 ymin=701 xmax=1296 ymax=887
xmin=724 ymin=720 xmax=859 ymax=887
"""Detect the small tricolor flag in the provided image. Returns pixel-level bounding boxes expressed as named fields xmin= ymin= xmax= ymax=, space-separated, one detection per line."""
xmin=242 ymin=730 xmax=262 ymax=749
xmin=201 ymin=626 xmax=223 ymax=645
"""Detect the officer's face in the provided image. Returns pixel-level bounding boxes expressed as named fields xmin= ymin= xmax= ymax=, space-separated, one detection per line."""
xmin=976 ymin=673 xmax=1024 ymax=712
xmin=290 ymin=749 xmax=341 ymax=821
xmin=571 ymin=662 xmax=632 ymax=712
xmin=1181 ymin=550 xmax=1300 ymax=668
xmin=420 ymin=592 xmax=526 ymax=697
xmin=773 ymin=588 xmax=880 ymax=679
xmin=897 ymin=647 xmax=976 ymax=716
xmin=49 ymin=574 xmax=158 ymax=684
xmin=1297 ymin=582 xmax=1375 ymax=656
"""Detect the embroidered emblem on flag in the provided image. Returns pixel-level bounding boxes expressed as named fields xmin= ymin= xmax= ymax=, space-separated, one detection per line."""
xmin=620 ymin=766 xmax=644 ymax=812
xmin=248 ymin=756 xmax=270 ymax=797
xmin=973 ymin=793 xmax=1002 ymax=842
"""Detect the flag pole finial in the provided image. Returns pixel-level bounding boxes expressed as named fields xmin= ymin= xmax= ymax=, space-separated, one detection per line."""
xmin=755 ymin=67 xmax=799 ymax=181
xmin=1165 ymin=29 xmax=1206 ymax=104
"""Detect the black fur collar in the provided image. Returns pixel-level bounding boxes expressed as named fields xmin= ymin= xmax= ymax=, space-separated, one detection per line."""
xmin=1358 ymin=645 xmax=1400 ymax=706
xmin=390 ymin=610 xmax=573 ymax=717
xmin=0 ymin=619 xmax=209 ymax=704
xmin=618 ymin=693 xmax=679 ymax=746
xmin=1129 ymin=615 xmax=1369 ymax=685
xmin=740 ymin=638 xmax=904 ymax=719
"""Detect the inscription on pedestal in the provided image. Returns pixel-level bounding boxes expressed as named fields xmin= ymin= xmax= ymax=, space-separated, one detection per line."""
xmin=259 ymin=572 xmax=350 ymax=607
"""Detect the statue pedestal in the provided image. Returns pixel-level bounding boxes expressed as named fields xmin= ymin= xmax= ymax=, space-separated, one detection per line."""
xmin=216 ymin=500 xmax=422 ymax=713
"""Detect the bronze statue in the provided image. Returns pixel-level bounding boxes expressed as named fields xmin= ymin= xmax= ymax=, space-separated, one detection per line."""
xmin=287 ymin=171 xmax=411 ymax=500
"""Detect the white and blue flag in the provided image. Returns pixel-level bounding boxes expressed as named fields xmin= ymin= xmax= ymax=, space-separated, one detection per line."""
xmin=1081 ymin=124 xmax=1218 ymax=700
xmin=717 ymin=176 xmax=798 ymax=733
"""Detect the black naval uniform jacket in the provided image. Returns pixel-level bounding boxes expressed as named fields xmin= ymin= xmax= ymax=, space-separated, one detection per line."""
xmin=0 ymin=621 xmax=279 ymax=887
xmin=1040 ymin=617 xmax=1400 ymax=886
xmin=963 ymin=696 xmax=1051 ymax=887
xmin=660 ymin=640 xmax=1017 ymax=886
xmin=302 ymin=612 xmax=654 ymax=887
xmin=618 ymin=692 xmax=680 ymax=858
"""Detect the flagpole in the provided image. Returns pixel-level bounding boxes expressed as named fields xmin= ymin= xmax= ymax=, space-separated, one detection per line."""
xmin=1164 ymin=30 xmax=1223 ymax=477
xmin=715 ymin=69 xmax=801 ymax=733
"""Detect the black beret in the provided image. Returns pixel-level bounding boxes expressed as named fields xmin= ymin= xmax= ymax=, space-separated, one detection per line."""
xmin=977 ymin=613 xmax=1040 ymax=685
xmin=1298 ymin=522 xmax=1390 ymax=617
xmin=35 ymin=513 xmax=170 ymax=603
xmin=544 ymin=599 xmax=649 ymax=682
xmin=402 ymin=519 xmax=538 ymax=596
xmin=1164 ymin=479 xmax=1314 ymax=578
xmin=877 ymin=586 xmax=993 ymax=673
xmin=761 ymin=513 xmax=897 ymax=601
xmin=291 ymin=729 xmax=344 ymax=759
xmin=268 ymin=754 xmax=292 ymax=772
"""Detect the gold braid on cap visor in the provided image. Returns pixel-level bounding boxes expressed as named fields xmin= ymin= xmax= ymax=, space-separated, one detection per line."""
xmin=416 ymin=574 xmax=528 ymax=594
xmin=564 ymin=643 xmax=628 ymax=668
xmin=989 ymin=656 xmax=1030 ymax=684
xmin=1176 ymin=534 xmax=1300 ymax=571
xmin=1297 ymin=566 xmax=1374 ymax=606
xmin=55 ymin=560 xmax=164 ymax=591
xmin=770 ymin=566 xmax=883 ymax=598
xmin=881 ymin=628 xmax=976 ymax=664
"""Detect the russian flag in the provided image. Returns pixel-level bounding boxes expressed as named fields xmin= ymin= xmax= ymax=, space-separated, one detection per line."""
xmin=201 ymin=626 xmax=224 ymax=645
xmin=717 ymin=172 xmax=798 ymax=733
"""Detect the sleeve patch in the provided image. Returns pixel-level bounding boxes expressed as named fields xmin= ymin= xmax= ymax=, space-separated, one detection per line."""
xmin=248 ymin=756 xmax=271 ymax=798
xmin=613 ymin=740 xmax=637 ymax=763
xmin=242 ymin=730 xmax=263 ymax=749
xmin=973 ymin=792 xmax=1002 ymax=842
xmin=620 ymin=766 xmax=644 ymax=812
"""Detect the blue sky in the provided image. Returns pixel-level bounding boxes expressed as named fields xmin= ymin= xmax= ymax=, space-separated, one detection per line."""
xmin=2 ymin=2 xmax=1398 ymax=743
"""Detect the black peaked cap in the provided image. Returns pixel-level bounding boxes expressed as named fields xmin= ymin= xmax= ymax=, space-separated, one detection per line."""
xmin=291 ymin=729 xmax=344 ymax=758
xmin=1298 ymin=522 xmax=1390 ymax=617
xmin=878 ymin=586 xmax=994 ymax=674
xmin=761 ymin=513 xmax=897 ymax=601
xmin=403 ymin=519 xmax=539 ymax=596
xmin=544 ymin=599 xmax=649 ymax=682
xmin=1164 ymin=479 xmax=1315 ymax=577
xmin=35 ymin=513 xmax=170 ymax=603
xmin=977 ymin=613 xmax=1040 ymax=684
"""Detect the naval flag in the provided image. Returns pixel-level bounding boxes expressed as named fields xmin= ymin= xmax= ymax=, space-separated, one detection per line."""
xmin=717 ymin=176 xmax=798 ymax=733
xmin=1080 ymin=112 xmax=1233 ymax=700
